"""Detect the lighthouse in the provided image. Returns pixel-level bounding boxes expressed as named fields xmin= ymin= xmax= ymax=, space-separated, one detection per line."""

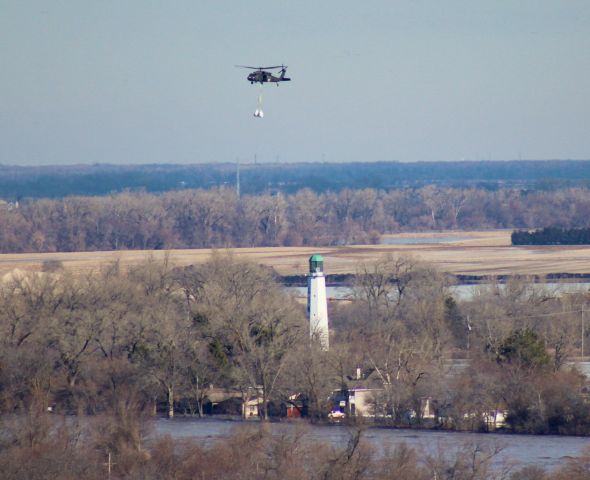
xmin=307 ymin=254 xmax=329 ymax=350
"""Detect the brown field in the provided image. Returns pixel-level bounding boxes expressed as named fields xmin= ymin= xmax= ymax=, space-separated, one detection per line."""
xmin=2 ymin=230 xmax=590 ymax=278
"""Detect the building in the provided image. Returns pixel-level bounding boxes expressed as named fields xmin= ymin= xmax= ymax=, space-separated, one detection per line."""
xmin=307 ymin=254 xmax=329 ymax=350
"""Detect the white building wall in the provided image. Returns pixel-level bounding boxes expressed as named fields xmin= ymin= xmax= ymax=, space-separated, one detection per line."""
xmin=308 ymin=273 xmax=329 ymax=350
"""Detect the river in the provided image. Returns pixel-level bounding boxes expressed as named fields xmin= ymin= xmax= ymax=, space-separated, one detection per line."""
xmin=287 ymin=283 xmax=590 ymax=302
xmin=268 ymin=235 xmax=590 ymax=469
xmin=154 ymin=418 xmax=588 ymax=471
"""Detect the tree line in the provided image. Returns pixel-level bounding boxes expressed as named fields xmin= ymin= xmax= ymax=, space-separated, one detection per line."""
xmin=1 ymin=254 xmax=590 ymax=478
xmin=1 ymin=254 xmax=588 ymax=432
xmin=336 ymin=256 xmax=590 ymax=434
xmin=2 ymin=160 xmax=590 ymax=199
xmin=512 ymin=227 xmax=590 ymax=245
xmin=3 ymin=186 xmax=590 ymax=252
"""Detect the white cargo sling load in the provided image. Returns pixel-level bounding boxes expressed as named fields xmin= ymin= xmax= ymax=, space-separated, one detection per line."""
xmin=253 ymin=90 xmax=264 ymax=117
xmin=307 ymin=254 xmax=329 ymax=350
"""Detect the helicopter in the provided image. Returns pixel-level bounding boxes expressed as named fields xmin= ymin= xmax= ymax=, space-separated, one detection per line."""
xmin=236 ymin=65 xmax=291 ymax=85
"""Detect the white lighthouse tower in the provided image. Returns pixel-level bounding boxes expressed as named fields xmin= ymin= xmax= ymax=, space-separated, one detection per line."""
xmin=307 ymin=254 xmax=329 ymax=350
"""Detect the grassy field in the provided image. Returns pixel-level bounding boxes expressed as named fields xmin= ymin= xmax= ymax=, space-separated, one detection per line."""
xmin=2 ymin=230 xmax=590 ymax=279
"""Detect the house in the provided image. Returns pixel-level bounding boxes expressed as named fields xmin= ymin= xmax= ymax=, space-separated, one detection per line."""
xmin=483 ymin=410 xmax=507 ymax=429
xmin=330 ymin=386 xmax=383 ymax=419
xmin=330 ymin=379 xmax=439 ymax=421
xmin=202 ymin=387 xmax=243 ymax=415
xmin=242 ymin=397 xmax=260 ymax=418
xmin=348 ymin=388 xmax=382 ymax=417
xmin=286 ymin=394 xmax=304 ymax=418
xmin=201 ymin=386 xmax=262 ymax=418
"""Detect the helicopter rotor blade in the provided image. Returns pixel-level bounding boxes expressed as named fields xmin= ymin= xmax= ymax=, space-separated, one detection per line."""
xmin=235 ymin=65 xmax=287 ymax=70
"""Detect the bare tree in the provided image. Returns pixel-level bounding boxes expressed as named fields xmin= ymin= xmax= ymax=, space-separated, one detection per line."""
xmin=182 ymin=253 xmax=305 ymax=419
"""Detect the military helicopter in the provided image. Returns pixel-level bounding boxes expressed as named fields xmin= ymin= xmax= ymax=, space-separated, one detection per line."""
xmin=235 ymin=65 xmax=291 ymax=85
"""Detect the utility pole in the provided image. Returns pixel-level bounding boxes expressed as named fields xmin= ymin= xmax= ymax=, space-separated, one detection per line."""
xmin=582 ymin=306 xmax=585 ymax=359
xmin=466 ymin=314 xmax=472 ymax=354
xmin=104 ymin=451 xmax=115 ymax=480
xmin=236 ymin=158 xmax=240 ymax=199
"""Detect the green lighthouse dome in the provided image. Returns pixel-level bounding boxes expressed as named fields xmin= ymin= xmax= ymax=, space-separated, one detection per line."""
xmin=309 ymin=254 xmax=324 ymax=273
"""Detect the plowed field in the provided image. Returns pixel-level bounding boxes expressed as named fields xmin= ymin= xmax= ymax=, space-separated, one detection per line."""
xmin=2 ymin=230 xmax=589 ymax=278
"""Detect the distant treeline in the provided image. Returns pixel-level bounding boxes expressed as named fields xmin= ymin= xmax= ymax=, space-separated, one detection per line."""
xmin=3 ymin=186 xmax=590 ymax=253
xmin=512 ymin=227 xmax=590 ymax=245
xmin=1 ymin=160 xmax=590 ymax=199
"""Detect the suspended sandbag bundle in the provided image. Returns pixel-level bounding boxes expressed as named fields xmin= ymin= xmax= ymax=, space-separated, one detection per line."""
xmin=253 ymin=90 xmax=264 ymax=118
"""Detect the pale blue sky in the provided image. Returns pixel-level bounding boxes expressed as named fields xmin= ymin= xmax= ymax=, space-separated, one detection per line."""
xmin=1 ymin=1 xmax=589 ymax=165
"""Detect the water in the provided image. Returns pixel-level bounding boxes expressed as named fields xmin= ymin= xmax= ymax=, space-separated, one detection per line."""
xmin=289 ymin=286 xmax=353 ymax=300
xmin=444 ymin=359 xmax=590 ymax=379
xmin=568 ymin=361 xmax=590 ymax=377
xmin=287 ymin=283 xmax=590 ymax=302
xmin=451 ymin=282 xmax=590 ymax=301
xmin=154 ymin=418 xmax=589 ymax=470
